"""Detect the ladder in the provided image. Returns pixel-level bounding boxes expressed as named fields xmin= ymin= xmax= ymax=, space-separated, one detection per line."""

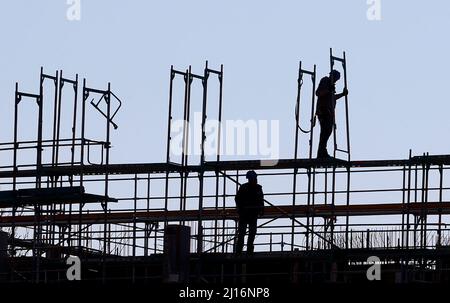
xmin=330 ymin=48 xmax=351 ymax=161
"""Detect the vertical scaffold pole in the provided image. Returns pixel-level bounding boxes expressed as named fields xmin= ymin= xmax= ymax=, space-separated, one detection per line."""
xmin=67 ymin=73 xmax=79 ymax=248
xmin=218 ymin=65 xmax=225 ymax=253
xmin=79 ymin=79 xmax=87 ymax=252
xmin=180 ymin=67 xmax=192 ymax=224
xmin=330 ymin=48 xmax=351 ymax=161
xmin=197 ymin=62 xmax=210 ymax=254
xmin=406 ymin=149 xmax=412 ymax=250
xmin=11 ymin=83 xmax=20 ymax=258
xmin=209 ymin=64 xmax=224 ymax=253
xmin=329 ymin=48 xmax=352 ymax=249
xmin=34 ymin=67 xmax=45 ymax=283
xmin=292 ymin=62 xmax=316 ymax=251
xmin=103 ymin=83 xmax=112 ymax=255
xmin=438 ymin=164 xmax=443 ymax=247
xmin=164 ymin=66 xmax=176 ymax=230
xmin=292 ymin=62 xmax=302 ymax=251
xmin=52 ymin=70 xmax=61 ymax=247
xmin=308 ymin=65 xmax=317 ymax=251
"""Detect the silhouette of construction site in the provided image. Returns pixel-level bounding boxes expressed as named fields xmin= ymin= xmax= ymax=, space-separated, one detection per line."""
xmin=1 ymin=49 xmax=450 ymax=284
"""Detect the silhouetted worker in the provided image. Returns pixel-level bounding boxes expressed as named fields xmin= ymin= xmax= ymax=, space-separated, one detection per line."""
xmin=316 ymin=70 xmax=348 ymax=158
xmin=235 ymin=170 xmax=264 ymax=254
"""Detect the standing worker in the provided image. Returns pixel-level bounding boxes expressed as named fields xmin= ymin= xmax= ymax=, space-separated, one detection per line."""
xmin=316 ymin=69 xmax=348 ymax=158
xmin=234 ymin=170 xmax=264 ymax=254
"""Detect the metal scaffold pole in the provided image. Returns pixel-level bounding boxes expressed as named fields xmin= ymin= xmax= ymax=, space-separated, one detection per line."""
xmin=292 ymin=61 xmax=316 ymax=251
xmin=2 ymin=63 xmax=450 ymax=283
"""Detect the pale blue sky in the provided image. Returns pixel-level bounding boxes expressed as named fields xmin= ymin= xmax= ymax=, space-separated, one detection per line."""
xmin=2 ymin=0 xmax=450 ymax=252
xmin=1 ymin=0 xmax=450 ymax=164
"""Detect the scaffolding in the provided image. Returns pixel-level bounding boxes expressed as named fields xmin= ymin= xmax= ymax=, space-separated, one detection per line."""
xmin=1 ymin=51 xmax=450 ymax=283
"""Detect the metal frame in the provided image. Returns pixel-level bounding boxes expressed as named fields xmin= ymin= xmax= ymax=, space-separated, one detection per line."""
xmin=1 ymin=61 xmax=450 ymax=284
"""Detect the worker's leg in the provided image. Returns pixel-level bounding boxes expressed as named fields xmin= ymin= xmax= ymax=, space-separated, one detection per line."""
xmin=317 ymin=115 xmax=334 ymax=157
xmin=247 ymin=216 xmax=258 ymax=254
xmin=235 ymin=217 xmax=248 ymax=254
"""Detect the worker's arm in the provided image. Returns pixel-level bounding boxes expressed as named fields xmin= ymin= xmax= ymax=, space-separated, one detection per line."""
xmin=335 ymin=87 xmax=348 ymax=100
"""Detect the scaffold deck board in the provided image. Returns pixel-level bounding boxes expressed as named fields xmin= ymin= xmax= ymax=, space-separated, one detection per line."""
xmin=0 ymin=186 xmax=117 ymax=208
xmin=1 ymin=201 xmax=450 ymax=226
xmin=1 ymin=155 xmax=450 ymax=178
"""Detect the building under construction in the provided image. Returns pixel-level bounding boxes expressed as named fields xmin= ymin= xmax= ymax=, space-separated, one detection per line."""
xmin=1 ymin=50 xmax=450 ymax=284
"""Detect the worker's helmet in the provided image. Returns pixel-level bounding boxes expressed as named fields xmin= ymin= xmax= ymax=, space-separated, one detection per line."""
xmin=329 ymin=70 xmax=341 ymax=81
xmin=246 ymin=170 xmax=257 ymax=180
